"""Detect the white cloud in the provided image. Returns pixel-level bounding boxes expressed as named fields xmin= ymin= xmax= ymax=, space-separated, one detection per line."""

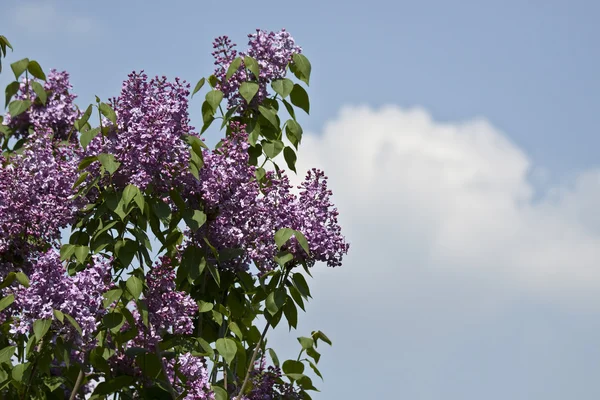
xmin=10 ymin=2 xmax=94 ymax=34
xmin=292 ymin=105 xmax=600 ymax=304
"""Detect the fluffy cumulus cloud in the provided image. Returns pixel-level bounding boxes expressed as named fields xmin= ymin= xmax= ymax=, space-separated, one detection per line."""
xmin=293 ymin=105 xmax=600 ymax=301
xmin=268 ymin=105 xmax=600 ymax=400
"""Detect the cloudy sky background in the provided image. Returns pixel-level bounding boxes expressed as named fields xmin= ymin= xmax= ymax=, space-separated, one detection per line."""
xmin=2 ymin=1 xmax=600 ymax=398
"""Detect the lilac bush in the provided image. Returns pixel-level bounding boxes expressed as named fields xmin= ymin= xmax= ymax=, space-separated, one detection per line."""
xmin=0 ymin=30 xmax=348 ymax=400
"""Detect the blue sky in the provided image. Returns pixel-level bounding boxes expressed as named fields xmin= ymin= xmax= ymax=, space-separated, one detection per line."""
xmin=2 ymin=1 xmax=600 ymax=398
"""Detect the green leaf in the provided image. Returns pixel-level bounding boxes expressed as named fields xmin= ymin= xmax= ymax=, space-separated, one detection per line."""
xmin=93 ymin=376 xmax=134 ymax=395
xmin=283 ymin=360 xmax=305 ymax=374
xmin=15 ymin=272 xmax=29 ymax=287
xmin=74 ymin=245 xmax=89 ymax=264
xmin=31 ymin=81 xmax=47 ymax=105
xmin=282 ymin=98 xmax=296 ymax=120
xmin=103 ymin=288 xmax=123 ymax=308
xmin=266 ymin=288 xmax=287 ymax=316
xmin=183 ymin=209 xmax=207 ymax=231
xmin=76 ymin=104 xmax=93 ymax=129
xmin=293 ymin=273 xmax=311 ymax=298
xmin=283 ymin=146 xmax=297 ymax=173
xmin=122 ymin=184 xmax=140 ymax=208
xmin=43 ymin=376 xmax=66 ymax=392
xmin=275 ymin=228 xmax=295 ymax=249
xmin=226 ymin=57 xmax=242 ymax=81
xmin=33 ymin=318 xmax=52 ymax=341
xmin=64 ymin=313 xmax=82 ymax=336
xmin=103 ymin=312 xmax=125 ymax=331
xmin=197 ymin=300 xmax=213 ymax=313
xmin=126 ymin=276 xmax=143 ymax=299
xmin=291 ymin=53 xmax=311 ymax=85
xmin=290 ymin=84 xmax=310 ymax=114
xmin=11 ymin=58 xmax=29 ymax=79
xmin=115 ymin=239 xmax=138 ymax=268
xmin=212 ymin=386 xmax=228 ymax=400
xmin=97 ymin=153 xmax=121 ymax=175
xmin=8 ymin=99 xmax=31 ymax=118
xmin=53 ymin=309 xmax=64 ymax=323
xmin=285 ymin=119 xmax=303 ymax=148
xmin=297 ymin=337 xmax=314 ymax=350
xmin=244 ymin=56 xmax=260 ymax=78
xmin=312 ymin=330 xmax=332 ymax=346
xmin=215 ymin=338 xmax=237 ymax=365
xmin=5 ymin=81 xmax=20 ymax=108
xmin=240 ymin=81 xmax=259 ymax=103
xmin=192 ymin=77 xmax=205 ymax=97
xmin=263 ymin=140 xmax=284 ymax=159
xmin=289 ymin=286 xmax=305 ymax=311
xmin=0 ymin=294 xmax=14 ymax=312
xmin=27 ymin=60 xmax=46 ymax=80
xmin=268 ymin=348 xmax=280 ymax=366
xmin=306 ymin=347 xmax=321 ymax=364
xmin=60 ymin=244 xmax=76 ymax=261
xmin=0 ymin=346 xmax=16 ymax=363
xmin=11 ymin=362 xmax=28 ymax=382
xmin=0 ymin=272 xmax=16 ymax=290
xmin=99 ymin=102 xmax=117 ymax=124
xmin=206 ymin=262 xmax=221 ymax=286
xmin=283 ymin=299 xmax=298 ymax=329
xmin=272 ymin=78 xmax=294 ymax=98
xmin=293 ymin=230 xmax=311 ymax=256
xmin=258 ymin=105 xmax=279 ymax=128
xmin=229 ymin=321 xmax=243 ymax=339
xmin=205 ymin=90 xmax=223 ymax=112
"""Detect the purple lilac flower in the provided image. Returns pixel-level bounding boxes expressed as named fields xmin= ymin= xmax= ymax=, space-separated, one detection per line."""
xmin=238 ymin=357 xmax=300 ymax=400
xmin=3 ymin=69 xmax=79 ymax=141
xmin=0 ymin=130 xmax=82 ymax=276
xmin=165 ymin=353 xmax=214 ymax=400
xmin=185 ymin=123 xmax=348 ymax=273
xmin=86 ymin=71 xmax=195 ymax=192
xmin=212 ymin=29 xmax=301 ymax=110
xmin=9 ymin=250 xmax=111 ymax=349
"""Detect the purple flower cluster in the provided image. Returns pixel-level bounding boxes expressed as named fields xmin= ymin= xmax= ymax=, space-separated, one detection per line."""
xmin=166 ymin=353 xmax=214 ymax=400
xmin=3 ymin=69 xmax=79 ymax=141
xmin=188 ymin=124 xmax=348 ymax=272
xmin=144 ymin=256 xmax=197 ymax=337
xmin=86 ymin=72 xmax=195 ymax=192
xmin=238 ymin=357 xmax=300 ymax=400
xmin=212 ymin=29 xmax=301 ymax=109
xmin=0 ymin=131 xmax=82 ymax=276
xmin=9 ymin=250 xmax=111 ymax=347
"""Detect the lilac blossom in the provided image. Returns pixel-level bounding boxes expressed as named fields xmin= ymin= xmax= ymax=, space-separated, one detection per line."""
xmin=238 ymin=357 xmax=300 ymax=400
xmin=86 ymin=71 xmax=195 ymax=192
xmin=9 ymin=249 xmax=112 ymax=349
xmin=165 ymin=353 xmax=214 ymax=400
xmin=3 ymin=69 xmax=79 ymax=141
xmin=186 ymin=123 xmax=348 ymax=272
xmin=212 ymin=29 xmax=301 ymax=110
xmin=0 ymin=130 xmax=82 ymax=276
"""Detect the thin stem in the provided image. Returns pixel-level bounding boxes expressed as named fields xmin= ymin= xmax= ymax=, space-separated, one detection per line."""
xmin=69 ymin=368 xmax=85 ymax=400
xmin=234 ymin=320 xmax=270 ymax=399
xmin=156 ymin=343 xmax=177 ymax=399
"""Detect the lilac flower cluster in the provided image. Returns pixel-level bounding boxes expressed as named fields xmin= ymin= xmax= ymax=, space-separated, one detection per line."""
xmin=3 ymin=69 xmax=79 ymax=141
xmin=0 ymin=131 xmax=82 ymax=276
xmin=9 ymin=250 xmax=111 ymax=347
xmin=166 ymin=353 xmax=214 ymax=400
xmin=144 ymin=256 xmax=197 ymax=337
xmin=212 ymin=29 xmax=301 ymax=109
xmin=86 ymin=72 xmax=195 ymax=192
xmin=188 ymin=124 xmax=348 ymax=272
xmin=238 ymin=357 xmax=300 ymax=400
xmin=109 ymin=257 xmax=197 ymax=373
